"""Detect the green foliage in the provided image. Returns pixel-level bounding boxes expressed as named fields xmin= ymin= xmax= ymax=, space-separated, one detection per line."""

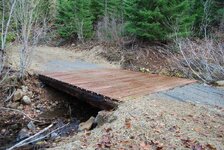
xmin=213 ymin=0 xmax=224 ymax=25
xmin=6 ymin=32 xmax=16 ymax=42
xmin=56 ymin=0 xmax=94 ymax=40
xmin=191 ymin=0 xmax=224 ymax=36
xmin=55 ymin=0 xmax=222 ymax=41
xmin=90 ymin=0 xmax=125 ymax=21
xmin=90 ymin=0 xmax=104 ymax=22
xmin=125 ymin=0 xmax=196 ymax=40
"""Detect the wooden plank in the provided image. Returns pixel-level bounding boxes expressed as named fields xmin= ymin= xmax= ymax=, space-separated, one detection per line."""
xmin=39 ymin=68 xmax=196 ymax=110
xmin=39 ymin=74 xmax=118 ymax=110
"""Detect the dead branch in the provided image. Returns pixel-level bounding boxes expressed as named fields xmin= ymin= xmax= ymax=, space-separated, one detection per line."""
xmin=18 ymin=123 xmax=69 ymax=148
xmin=7 ymin=123 xmax=54 ymax=150
xmin=169 ymin=38 xmax=224 ymax=83
xmin=4 ymin=89 xmax=16 ymax=102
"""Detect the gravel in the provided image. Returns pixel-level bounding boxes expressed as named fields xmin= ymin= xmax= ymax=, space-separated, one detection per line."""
xmin=49 ymin=95 xmax=224 ymax=149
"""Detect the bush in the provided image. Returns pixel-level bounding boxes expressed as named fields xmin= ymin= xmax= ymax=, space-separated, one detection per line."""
xmin=170 ymin=38 xmax=224 ymax=82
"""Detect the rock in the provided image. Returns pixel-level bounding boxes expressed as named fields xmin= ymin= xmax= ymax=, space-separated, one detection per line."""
xmin=27 ymin=91 xmax=33 ymax=97
xmin=27 ymin=121 xmax=36 ymax=131
xmin=215 ymin=80 xmax=224 ymax=86
xmin=79 ymin=116 xmax=95 ymax=131
xmin=27 ymin=71 xmax=35 ymax=76
xmin=95 ymin=111 xmax=117 ymax=127
xmin=13 ymin=89 xmax=24 ymax=101
xmin=22 ymin=96 xmax=31 ymax=105
xmin=21 ymin=86 xmax=28 ymax=93
xmin=9 ymin=102 xmax=20 ymax=109
xmin=1 ymin=129 xmax=6 ymax=134
xmin=145 ymin=69 xmax=150 ymax=73
xmin=52 ymin=143 xmax=57 ymax=147
xmin=11 ymin=124 xmax=19 ymax=130
xmin=50 ymin=132 xmax=59 ymax=139
xmin=36 ymin=104 xmax=42 ymax=109
xmin=17 ymin=128 xmax=30 ymax=141
xmin=17 ymin=105 xmax=24 ymax=110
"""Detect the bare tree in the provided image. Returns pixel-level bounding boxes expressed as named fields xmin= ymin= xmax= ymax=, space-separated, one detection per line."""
xmin=0 ymin=0 xmax=17 ymax=103
xmin=0 ymin=0 xmax=17 ymax=74
xmin=13 ymin=0 xmax=44 ymax=77
xmin=201 ymin=0 xmax=212 ymax=39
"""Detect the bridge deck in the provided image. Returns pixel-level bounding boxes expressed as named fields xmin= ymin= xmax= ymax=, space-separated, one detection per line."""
xmin=39 ymin=68 xmax=196 ymax=110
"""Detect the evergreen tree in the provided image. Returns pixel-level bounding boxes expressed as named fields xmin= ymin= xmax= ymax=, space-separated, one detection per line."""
xmin=90 ymin=0 xmax=104 ymax=22
xmin=56 ymin=0 xmax=93 ymax=41
xmin=90 ymin=0 xmax=125 ymax=21
xmin=125 ymin=0 xmax=196 ymax=40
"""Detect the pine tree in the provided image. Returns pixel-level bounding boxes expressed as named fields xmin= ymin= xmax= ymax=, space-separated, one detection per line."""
xmin=90 ymin=0 xmax=125 ymax=21
xmin=125 ymin=0 xmax=196 ymax=40
xmin=90 ymin=0 xmax=104 ymax=22
xmin=56 ymin=0 xmax=93 ymax=41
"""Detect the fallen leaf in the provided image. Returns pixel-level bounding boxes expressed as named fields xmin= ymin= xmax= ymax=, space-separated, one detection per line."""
xmin=205 ymin=144 xmax=216 ymax=150
xmin=193 ymin=127 xmax=201 ymax=132
xmin=105 ymin=128 xmax=112 ymax=132
xmin=97 ymin=134 xmax=112 ymax=149
xmin=125 ymin=118 xmax=132 ymax=129
xmin=140 ymin=141 xmax=151 ymax=150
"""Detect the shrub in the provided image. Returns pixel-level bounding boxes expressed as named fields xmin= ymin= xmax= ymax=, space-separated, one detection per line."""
xmin=170 ymin=38 xmax=224 ymax=82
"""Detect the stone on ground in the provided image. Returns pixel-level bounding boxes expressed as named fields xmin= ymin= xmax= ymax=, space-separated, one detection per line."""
xmin=79 ymin=116 xmax=95 ymax=131
xmin=95 ymin=111 xmax=117 ymax=127
xmin=215 ymin=80 xmax=224 ymax=86
xmin=13 ymin=89 xmax=24 ymax=101
xmin=9 ymin=102 xmax=20 ymax=109
xmin=22 ymin=96 xmax=32 ymax=105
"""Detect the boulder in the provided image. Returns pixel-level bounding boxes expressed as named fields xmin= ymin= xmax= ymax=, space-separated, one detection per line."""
xmin=13 ymin=89 xmax=24 ymax=101
xmin=95 ymin=111 xmax=117 ymax=127
xmin=79 ymin=116 xmax=95 ymax=131
xmin=22 ymin=96 xmax=32 ymax=105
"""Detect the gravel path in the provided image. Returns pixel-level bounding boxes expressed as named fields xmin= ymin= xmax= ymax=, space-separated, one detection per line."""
xmin=156 ymin=83 xmax=224 ymax=107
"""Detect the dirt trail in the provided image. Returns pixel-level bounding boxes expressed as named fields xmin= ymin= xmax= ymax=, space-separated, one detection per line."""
xmin=8 ymin=45 xmax=120 ymax=72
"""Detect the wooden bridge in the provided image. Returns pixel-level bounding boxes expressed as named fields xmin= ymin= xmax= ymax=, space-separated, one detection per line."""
xmin=39 ymin=68 xmax=196 ymax=110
